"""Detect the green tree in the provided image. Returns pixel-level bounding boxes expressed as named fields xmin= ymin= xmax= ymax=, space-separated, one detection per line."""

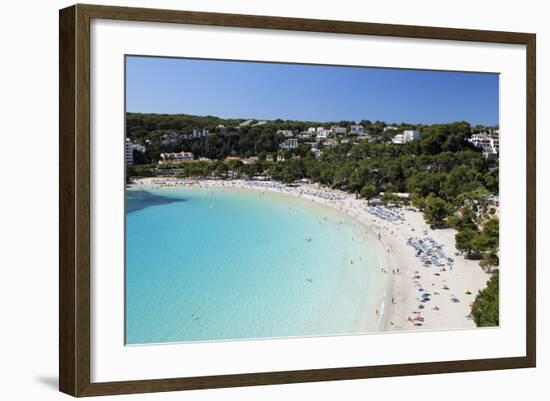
xmin=481 ymin=218 xmax=499 ymax=250
xmin=479 ymin=252 xmax=499 ymax=273
xmin=471 ymin=272 xmax=499 ymax=327
xmin=455 ymin=228 xmax=479 ymax=258
xmin=423 ymin=194 xmax=450 ymax=227
xmin=360 ymin=183 xmax=377 ymax=204
xmin=442 ymin=165 xmax=481 ymax=199
xmin=407 ymin=172 xmax=443 ymax=197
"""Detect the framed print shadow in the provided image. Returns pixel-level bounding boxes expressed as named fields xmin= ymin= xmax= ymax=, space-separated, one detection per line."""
xmin=59 ymin=3 xmax=536 ymax=397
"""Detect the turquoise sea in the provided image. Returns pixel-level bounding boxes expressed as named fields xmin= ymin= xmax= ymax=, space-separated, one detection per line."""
xmin=125 ymin=187 xmax=386 ymax=345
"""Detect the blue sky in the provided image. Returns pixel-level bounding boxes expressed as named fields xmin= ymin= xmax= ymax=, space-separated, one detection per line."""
xmin=126 ymin=56 xmax=499 ymax=125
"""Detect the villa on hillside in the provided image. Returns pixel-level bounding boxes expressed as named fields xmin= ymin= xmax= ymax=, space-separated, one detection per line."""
xmin=189 ymin=128 xmax=209 ymax=139
xmin=468 ymin=132 xmax=499 ymax=159
xmin=159 ymin=151 xmax=194 ymax=164
xmin=280 ymin=138 xmax=299 ymax=149
xmin=277 ymin=129 xmax=294 ymax=137
xmin=316 ymin=128 xmax=331 ymax=140
xmin=331 ymin=126 xmax=347 ymax=135
xmin=299 ymin=130 xmax=315 ymax=139
xmin=350 ymin=124 xmax=364 ymax=135
xmin=392 ymin=130 xmax=421 ymax=144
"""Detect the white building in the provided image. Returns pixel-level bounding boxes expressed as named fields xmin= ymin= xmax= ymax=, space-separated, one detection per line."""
xmin=125 ymin=138 xmax=134 ymax=166
xmin=350 ymin=124 xmax=364 ymax=135
xmin=159 ymin=151 xmax=194 ymax=163
xmin=404 ymin=130 xmax=421 ymax=141
xmin=392 ymin=130 xmax=421 ymax=144
xmin=277 ymin=129 xmax=294 ymax=137
xmin=383 ymin=126 xmax=398 ymax=132
xmin=307 ymin=127 xmax=317 ymax=134
xmin=191 ymin=128 xmax=208 ymax=139
xmin=280 ymin=138 xmax=299 ymax=149
xmin=391 ymin=134 xmax=405 ymax=144
xmin=311 ymin=148 xmax=322 ymax=159
xmin=331 ymin=126 xmax=347 ymax=135
xmin=316 ymin=129 xmax=331 ymax=140
xmin=468 ymin=132 xmax=499 ymax=159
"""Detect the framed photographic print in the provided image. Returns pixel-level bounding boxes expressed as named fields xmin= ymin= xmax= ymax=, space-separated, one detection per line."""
xmin=59 ymin=4 xmax=536 ymax=397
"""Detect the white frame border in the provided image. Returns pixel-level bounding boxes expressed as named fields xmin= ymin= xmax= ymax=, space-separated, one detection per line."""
xmin=90 ymin=19 xmax=527 ymax=383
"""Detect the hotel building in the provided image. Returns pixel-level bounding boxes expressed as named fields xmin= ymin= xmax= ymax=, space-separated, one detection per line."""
xmin=280 ymin=138 xmax=299 ymax=149
xmin=125 ymin=138 xmax=134 ymax=166
xmin=159 ymin=151 xmax=195 ymax=163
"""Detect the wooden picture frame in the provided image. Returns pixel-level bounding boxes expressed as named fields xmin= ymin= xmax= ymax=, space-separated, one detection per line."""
xmin=59 ymin=3 xmax=536 ymax=397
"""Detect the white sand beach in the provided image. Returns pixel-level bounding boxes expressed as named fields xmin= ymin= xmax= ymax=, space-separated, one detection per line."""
xmin=129 ymin=177 xmax=492 ymax=333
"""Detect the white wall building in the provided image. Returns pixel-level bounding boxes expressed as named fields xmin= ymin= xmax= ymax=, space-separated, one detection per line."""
xmin=331 ymin=126 xmax=347 ymax=135
xmin=392 ymin=130 xmax=421 ymax=144
xmin=403 ymin=130 xmax=421 ymax=142
xmin=159 ymin=151 xmax=194 ymax=163
xmin=316 ymin=129 xmax=331 ymax=140
xmin=277 ymin=129 xmax=294 ymax=137
xmin=280 ymin=138 xmax=299 ymax=149
xmin=391 ymin=134 xmax=405 ymax=144
xmin=350 ymin=124 xmax=364 ymax=135
xmin=125 ymin=138 xmax=134 ymax=166
xmin=468 ymin=132 xmax=499 ymax=158
xmin=383 ymin=126 xmax=398 ymax=132
xmin=191 ymin=128 xmax=209 ymax=139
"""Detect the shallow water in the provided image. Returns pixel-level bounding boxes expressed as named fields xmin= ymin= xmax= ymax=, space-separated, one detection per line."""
xmin=125 ymin=187 xmax=385 ymax=344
